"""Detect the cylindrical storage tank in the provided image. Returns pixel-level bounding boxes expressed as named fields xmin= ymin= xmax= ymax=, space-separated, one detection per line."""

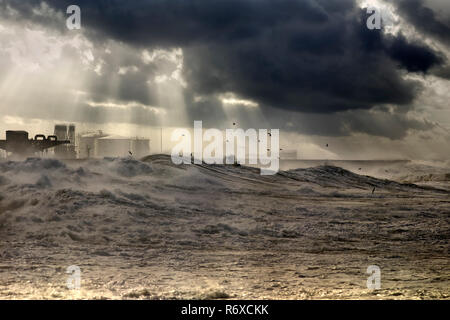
xmin=131 ymin=139 xmax=150 ymax=158
xmin=78 ymin=132 xmax=107 ymax=158
xmin=96 ymin=136 xmax=131 ymax=158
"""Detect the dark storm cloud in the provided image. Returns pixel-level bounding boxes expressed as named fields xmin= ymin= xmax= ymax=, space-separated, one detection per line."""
xmin=0 ymin=0 xmax=447 ymax=141
xmin=384 ymin=34 xmax=444 ymax=73
xmin=391 ymin=0 xmax=450 ymax=80
xmin=394 ymin=0 xmax=450 ymax=46
xmin=340 ymin=109 xmax=435 ymax=139
xmin=1 ymin=0 xmax=445 ymax=114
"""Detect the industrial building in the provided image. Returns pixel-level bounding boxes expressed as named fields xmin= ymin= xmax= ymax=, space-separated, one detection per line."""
xmin=0 ymin=130 xmax=70 ymax=157
xmin=77 ymin=131 xmax=150 ymax=159
xmin=1 ymin=124 xmax=150 ymax=159
xmin=96 ymin=135 xmax=132 ymax=158
xmin=131 ymin=138 xmax=151 ymax=158
xmin=77 ymin=131 xmax=108 ymax=158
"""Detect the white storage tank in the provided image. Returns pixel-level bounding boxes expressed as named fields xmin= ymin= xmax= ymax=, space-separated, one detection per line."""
xmin=131 ymin=138 xmax=150 ymax=158
xmin=96 ymin=135 xmax=131 ymax=158
xmin=78 ymin=131 xmax=107 ymax=158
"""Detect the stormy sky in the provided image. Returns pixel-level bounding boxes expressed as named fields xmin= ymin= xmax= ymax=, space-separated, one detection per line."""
xmin=0 ymin=0 xmax=449 ymax=159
